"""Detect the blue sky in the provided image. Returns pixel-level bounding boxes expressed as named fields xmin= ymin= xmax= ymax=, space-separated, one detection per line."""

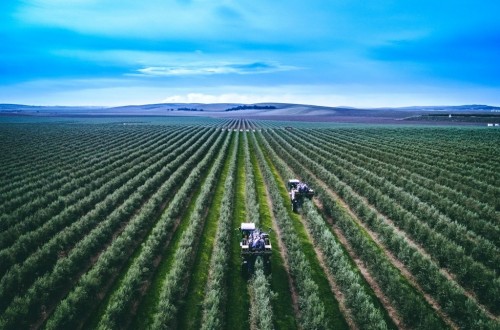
xmin=0 ymin=0 xmax=499 ymax=107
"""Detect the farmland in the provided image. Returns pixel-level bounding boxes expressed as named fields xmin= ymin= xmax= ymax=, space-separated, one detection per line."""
xmin=0 ymin=117 xmax=499 ymax=330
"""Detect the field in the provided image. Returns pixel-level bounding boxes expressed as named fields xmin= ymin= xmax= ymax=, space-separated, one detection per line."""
xmin=0 ymin=116 xmax=499 ymax=329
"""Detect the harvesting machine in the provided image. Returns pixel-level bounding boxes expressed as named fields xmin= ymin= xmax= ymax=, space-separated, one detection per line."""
xmin=240 ymin=223 xmax=272 ymax=274
xmin=288 ymin=179 xmax=314 ymax=212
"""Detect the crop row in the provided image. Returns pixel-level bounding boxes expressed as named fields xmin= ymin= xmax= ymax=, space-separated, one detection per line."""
xmin=243 ymin=132 xmax=260 ymax=225
xmin=310 ymin=129 xmax=498 ymax=228
xmin=0 ymin=128 xmax=222 ymax=329
xmin=272 ymin=129 xmax=500 ymax=313
xmin=150 ymin=131 xmax=231 ymax=329
xmin=338 ymin=127 xmax=500 ymax=176
xmin=247 ymin=133 xmax=298 ymax=330
xmin=263 ymin=130 xmax=448 ymax=328
xmin=0 ymin=125 xmax=146 ymax=198
xmin=298 ymin=130 xmax=500 ymax=268
xmin=201 ymin=133 xmax=238 ymax=329
xmin=0 ymin=127 xmax=181 ymax=219
xmin=0 ymin=126 xmax=192 ymax=253
xmin=311 ymin=129 xmax=499 ymax=220
xmin=251 ymin=133 xmax=329 ymax=330
xmin=92 ymin=131 xmax=229 ymax=330
xmin=0 ymin=128 xmax=210 ymax=306
xmin=264 ymin=129 xmax=497 ymax=328
xmin=0 ymin=124 xmax=108 ymax=178
xmin=249 ymin=259 xmax=275 ymax=330
xmin=75 ymin=128 xmax=226 ymax=329
xmin=244 ymin=132 xmax=276 ymax=330
xmin=257 ymin=134 xmax=389 ymax=329
xmin=318 ymin=129 xmax=500 ymax=207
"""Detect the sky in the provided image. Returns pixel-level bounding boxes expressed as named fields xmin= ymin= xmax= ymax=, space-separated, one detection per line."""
xmin=0 ymin=0 xmax=499 ymax=107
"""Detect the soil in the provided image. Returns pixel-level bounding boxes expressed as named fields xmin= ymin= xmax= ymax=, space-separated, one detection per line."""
xmin=312 ymin=178 xmax=460 ymax=329
xmin=298 ymin=211 xmax=358 ymax=330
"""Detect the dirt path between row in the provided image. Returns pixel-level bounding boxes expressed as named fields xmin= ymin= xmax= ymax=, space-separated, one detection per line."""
xmin=297 ymin=211 xmax=358 ymax=330
xmin=282 ymin=128 xmax=498 ymax=322
xmin=352 ymin=192 xmax=498 ymax=321
xmin=262 ymin=184 xmax=301 ymax=321
xmin=259 ymin=134 xmax=406 ymax=329
xmin=311 ymin=175 xmax=459 ymax=329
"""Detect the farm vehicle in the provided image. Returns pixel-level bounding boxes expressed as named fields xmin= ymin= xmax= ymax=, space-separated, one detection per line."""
xmin=240 ymin=223 xmax=272 ymax=274
xmin=288 ymin=179 xmax=314 ymax=212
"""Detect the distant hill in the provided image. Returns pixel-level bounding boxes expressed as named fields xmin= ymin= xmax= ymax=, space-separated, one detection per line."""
xmin=373 ymin=104 xmax=500 ymax=111
xmin=1 ymin=102 xmax=499 ymax=125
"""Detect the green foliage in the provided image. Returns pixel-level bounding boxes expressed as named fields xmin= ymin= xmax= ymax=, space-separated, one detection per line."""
xmin=44 ymin=129 xmax=224 ymax=329
xmin=272 ymin=128 xmax=500 ymax=314
xmin=258 ymin=133 xmax=388 ymax=330
xmin=243 ymin=132 xmax=260 ymax=226
xmin=201 ymin=133 xmax=238 ymax=330
xmin=249 ymin=259 xmax=276 ymax=330
xmin=150 ymin=132 xmax=231 ymax=329
xmin=1 ymin=120 xmax=499 ymax=329
xmin=250 ymin=133 xmax=329 ymax=330
xmin=264 ymin=128 xmax=498 ymax=329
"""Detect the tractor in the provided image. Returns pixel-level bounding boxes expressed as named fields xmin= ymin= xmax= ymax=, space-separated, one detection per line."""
xmin=288 ymin=179 xmax=314 ymax=212
xmin=240 ymin=223 xmax=272 ymax=275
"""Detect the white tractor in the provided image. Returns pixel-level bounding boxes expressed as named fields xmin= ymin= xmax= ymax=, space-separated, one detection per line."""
xmin=240 ymin=223 xmax=272 ymax=274
xmin=288 ymin=179 xmax=314 ymax=212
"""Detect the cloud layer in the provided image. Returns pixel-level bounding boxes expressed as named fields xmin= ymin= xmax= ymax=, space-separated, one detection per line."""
xmin=1 ymin=0 xmax=499 ymax=106
xmin=135 ymin=62 xmax=297 ymax=76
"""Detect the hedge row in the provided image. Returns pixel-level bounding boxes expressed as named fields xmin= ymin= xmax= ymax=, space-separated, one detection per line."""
xmin=201 ymin=133 xmax=238 ymax=329
xmin=151 ymin=132 xmax=232 ymax=329
xmin=250 ymin=133 xmax=328 ymax=330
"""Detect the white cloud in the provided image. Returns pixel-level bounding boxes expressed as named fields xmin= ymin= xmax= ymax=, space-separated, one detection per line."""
xmin=4 ymin=77 xmax=500 ymax=108
xmin=135 ymin=62 xmax=297 ymax=76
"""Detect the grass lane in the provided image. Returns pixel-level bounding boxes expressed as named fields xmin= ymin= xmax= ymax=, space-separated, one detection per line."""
xmin=226 ymin=132 xmax=250 ymax=330
xmin=249 ymin=133 xmax=297 ymax=330
xmin=177 ymin=133 xmax=236 ymax=329
xmin=255 ymin=132 xmax=349 ymax=330
xmin=129 ymin=134 xmax=227 ymax=329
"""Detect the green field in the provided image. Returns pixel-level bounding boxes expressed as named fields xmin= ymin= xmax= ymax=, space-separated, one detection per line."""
xmin=0 ymin=117 xmax=499 ymax=329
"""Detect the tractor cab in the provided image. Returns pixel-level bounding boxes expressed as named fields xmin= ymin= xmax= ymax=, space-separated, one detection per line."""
xmin=288 ymin=179 xmax=300 ymax=191
xmin=240 ymin=223 xmax=272 ymax=274
xmin=288 ymin=179 xmax=314 ymax=212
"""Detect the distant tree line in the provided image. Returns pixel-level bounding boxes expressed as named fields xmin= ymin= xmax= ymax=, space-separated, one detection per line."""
xmin=177 ymin=107 xmax=204 ymax=111
xmin=225 ymin=105 xmax=276 ymax=111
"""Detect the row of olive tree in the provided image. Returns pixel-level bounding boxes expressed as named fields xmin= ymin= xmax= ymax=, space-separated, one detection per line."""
xmin=310 ymin=128 xmax=498 ymax=236
xmin=297 ymin=129 xmax=499 ymax=271
xmin=244 ymin=132 xmax=275 ymax=330
xmin=0 ymin=128 xmax=208 ymax=314
xmin=308 ymin=129 xmax=499 ymax=245
xmin=0 ymin=129 xmax=222 ymax=329
xmin=0 ymin=125 xmax=167 ymax=215
xmin=315 ymin=128 xmax=499 ymax=210
xmin=88 ymin=130 xmax=228 ymax=330
xmin=250 ymin=133 xmax=328 ymax=330
xmin=258 ymin=134 xmax=388 ymax=329
xmin=150 ymin=132 xmax=232 ymax=329
xmin=243 ymin=132 xmax=260 ymax=226
xmin=266 ymin=129 xmax=497 ymax=329
xmin=0 ymin=126 xmax=198 ymax=275
xmin=265 ymin=129 xmax=446 ymax=328
xmin=249 ymin=258 xmax=275 ymax=330
xmin=0 ymin=124 xmax=116 ymax=196
xmin=326 ymin=126 xmax=500 ymax=180
xmin=277 ymin=129 xmax=499 ymax=313
xmin=201 ymin=133 xmax=238 ymax=330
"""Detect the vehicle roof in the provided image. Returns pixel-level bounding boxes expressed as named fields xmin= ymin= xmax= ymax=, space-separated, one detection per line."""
xmin=241 ymin=223 xmax=256 ymax=230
